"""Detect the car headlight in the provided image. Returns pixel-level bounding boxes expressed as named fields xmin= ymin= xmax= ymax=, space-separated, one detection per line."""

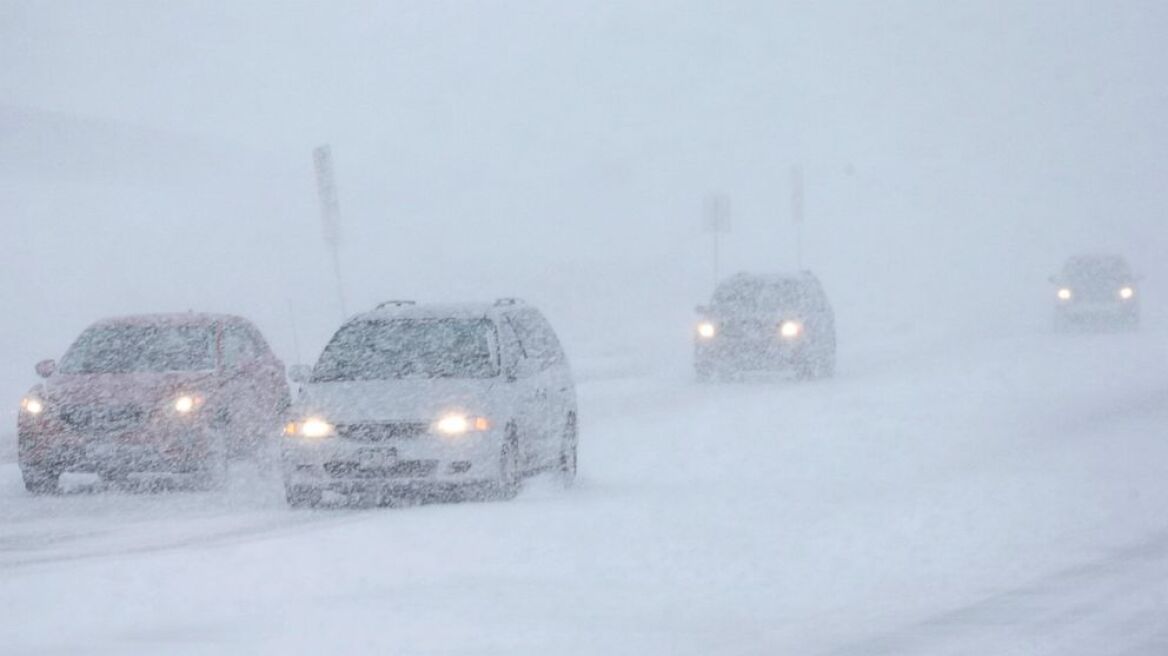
xmin=173 ymin=395 xmax=199 ymax=414
xmin=1057 ymin=288 xmax=1073 ymax=301
xmin=697 ymin=321 xmax=716 ymax=339
xmin=284 ymin=417 xmax=336 ymax=439
xmin=1119 ymin=287 xmax=1135 ymax=300
xmin=20 ymin=396 xmax=45 ymax=415
xmin=779 ymin=320 xmax=803 ymax=339
xmin=434 ymin=413 xmax=491 ymax=436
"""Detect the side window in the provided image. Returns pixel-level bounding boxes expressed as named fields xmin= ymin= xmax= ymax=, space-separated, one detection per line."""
xmin=497 ymin=317 xmax=527 ymax=375
xmin=508 ymin=309 xmax=565 ymax=371
xmin=221 ymin=325 xmax=260 ymax=366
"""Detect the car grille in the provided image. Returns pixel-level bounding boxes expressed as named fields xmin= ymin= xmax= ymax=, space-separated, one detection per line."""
xmin=59 ymin=404 xmax=145 ymax=433
xmin=335 ymin=422 xmax=430 ymax=442
xmin=720 ymin=319 xmax=775 ymax=340
xmin=324 ymin=460 xmax=438 ymax=479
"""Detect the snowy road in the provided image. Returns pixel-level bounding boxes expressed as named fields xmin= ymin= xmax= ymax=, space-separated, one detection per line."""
xmin=2 ymin=328 xmax=1167 ymax=654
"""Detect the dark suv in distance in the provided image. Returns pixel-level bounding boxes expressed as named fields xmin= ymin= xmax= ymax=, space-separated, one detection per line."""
xmin=1051 ymin=254 xmax=1141 ymax=330
xmin=694 ymin=272 xmax=836 ymax=382
xmin=17 ymin=313 xmax=290 ymax=493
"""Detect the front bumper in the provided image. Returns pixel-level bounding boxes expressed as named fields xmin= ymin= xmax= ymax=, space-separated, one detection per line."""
xmin=18 ymin=423 xmax=213 ymax=474
xmin=281 ymin=428 xmax=504 ymax=491
xmin=695 ymin=339 xmax=808 ymax=371
xmin=1055 ymin=301 xmax=1139 ymax=321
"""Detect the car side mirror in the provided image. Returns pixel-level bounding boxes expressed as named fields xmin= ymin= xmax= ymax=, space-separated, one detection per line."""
xmin=695 ymin=304 xmax=710 ymax=315
xmin=288 ymin=364 xmax=312 ymax=383
xmin=35 ymin=359 xmax=56 ymax=378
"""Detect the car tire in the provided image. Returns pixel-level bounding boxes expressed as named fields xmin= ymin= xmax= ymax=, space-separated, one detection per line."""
xmin=22 ymin=466 xmax=60 ymax=495
xmin=557 ymin=413 xmax=578 ymax=487
xmin=491 ymin=429 xmax=522 ymax=501
xmin=285 ymin=484 xmax=323 ymax=508
xmin=192 ymin=435 xmax=230 ymax=490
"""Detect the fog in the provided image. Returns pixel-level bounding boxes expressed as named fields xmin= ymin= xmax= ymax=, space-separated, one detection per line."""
xmin=2 ymin=2 xmax=1167 ymax=653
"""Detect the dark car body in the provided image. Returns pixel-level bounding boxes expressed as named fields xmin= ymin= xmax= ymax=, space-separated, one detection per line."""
xmin=694 ymin=272 xmax=836 ymax=381
xmin=17 ymin=313 xmax=289 ymax=493
xmin=1051 ymin=254 xmax=1140 ymax=330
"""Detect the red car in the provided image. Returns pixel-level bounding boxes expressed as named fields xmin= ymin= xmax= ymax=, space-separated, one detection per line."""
xmin=17 ymin=313 xmax=290 ymax=493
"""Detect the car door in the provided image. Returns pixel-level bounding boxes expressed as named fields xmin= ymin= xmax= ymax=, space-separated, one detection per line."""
xmin=506 ymin=309 xmax=570 ymax=466
xmin=239 ymin=322 xmax=289 ymax=424
xmin=497 ymin=315 xmax=542 ymax=470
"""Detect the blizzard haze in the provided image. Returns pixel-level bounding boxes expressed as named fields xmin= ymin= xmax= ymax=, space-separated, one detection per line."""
xmin=2 ymin=2 xmax=1168 ymax=654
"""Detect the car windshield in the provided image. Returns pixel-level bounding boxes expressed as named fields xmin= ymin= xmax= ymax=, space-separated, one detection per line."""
xmin=713 ymin=279 xmax=810 ymax=311
xmin=312 ymin=318 xmax=498 ymax=381
xmin=1064 ymin=257 xmax=1130 ymax=282
xmin=59 ymin=324 xmax=216 ymax=373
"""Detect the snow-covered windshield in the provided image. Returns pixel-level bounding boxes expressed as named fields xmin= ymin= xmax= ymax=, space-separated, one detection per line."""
xmin=1064 ymin=257 xmax=1131 ymax=283
xmin=713 ymin=279 xmax=810 ymax=312
xmin=312 ymin=318 xmax=498 ymax=381
xmin=58 ymin=324 xmax=216 ymax=374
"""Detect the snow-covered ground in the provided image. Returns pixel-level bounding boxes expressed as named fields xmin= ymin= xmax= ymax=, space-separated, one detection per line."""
xmin=2 ymin=325 xmax=1167 ymax=655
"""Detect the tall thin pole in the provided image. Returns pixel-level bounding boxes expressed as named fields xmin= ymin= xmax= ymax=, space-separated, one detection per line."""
xmin=704 ymin=193 xmax=731 ymax=290
xmin=791 ymin=165 xmax=805 ymax=270
xmin=313 ymin=145 xmax=347 ymax=319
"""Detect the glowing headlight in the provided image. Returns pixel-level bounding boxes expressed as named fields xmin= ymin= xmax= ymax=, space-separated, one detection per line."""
xmin=697 ymin=322 xmax=716 ymax=339
xmin=434 ymin=413 xmax=490 ymax=436
xmin=779 ymin=320 xmax=803 ymax=339
xmin=173 ymin=395 xmax=197 ymax=414
xmin=21 ymin=397 xmax=44 ymax=415
xmin=1057 ymin=288 xmax=1073 ymax=301
xmin=1119 ymin=287 xmax=1135 ymax=300
xmin=297 ymin=417 xmax=336 ymax=439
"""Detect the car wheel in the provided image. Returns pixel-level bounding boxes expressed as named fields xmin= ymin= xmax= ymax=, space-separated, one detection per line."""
xmin=285 ymin=484 xmax=323 ymax=508
xmin=695 ymin=360 xmax=714 ymax=383
xmin=192 ymin=435 xmax=230 ymax=490
xmin=22 ymin=466 xmax=60 ymax=495
xmin=491 ymin=429 xmax=522 ymax=501
xmin=557 ymin=413 xmax=578 ymax=487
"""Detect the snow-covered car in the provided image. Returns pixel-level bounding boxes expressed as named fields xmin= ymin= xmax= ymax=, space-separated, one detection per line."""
xmin=694 ymin=272 xmax=836 ymax=381
xmin=17 ymin=313 xmax=290 ymax=493
xmin=1051 ymin=254 xmax=1141 ymax=330
xmin=281 ymin=299 xmax=578 ymax=507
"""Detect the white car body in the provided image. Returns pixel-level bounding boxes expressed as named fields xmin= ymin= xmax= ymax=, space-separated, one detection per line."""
xmin=282 ymin=301 xmax=576 ymax=504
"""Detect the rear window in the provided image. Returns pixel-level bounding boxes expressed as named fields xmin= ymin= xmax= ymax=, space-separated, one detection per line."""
xmin=59 ymin=324 xmax=217 ymax=374
xmin=312 ymin=318 xmax=498 ymax=381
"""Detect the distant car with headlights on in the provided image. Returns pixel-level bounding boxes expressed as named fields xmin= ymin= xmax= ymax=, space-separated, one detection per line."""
xmin=1051 ymin=254 xmax=1141 ymax=330
xmin=281 ymin=299 xmax=577 ymax=507
xmin=694 ymin=272 xmax=836 ymax=381
xmin=17 ymin=313 xmax=290 ymax=493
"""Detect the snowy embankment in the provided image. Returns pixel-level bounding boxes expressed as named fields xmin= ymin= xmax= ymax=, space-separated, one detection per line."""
xmin=1 ymin=326 xmax=1166 ymax=655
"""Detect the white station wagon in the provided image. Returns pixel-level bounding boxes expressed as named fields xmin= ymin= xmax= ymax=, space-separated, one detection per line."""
xmin=282 ymin=299 xmax=577 ymax=507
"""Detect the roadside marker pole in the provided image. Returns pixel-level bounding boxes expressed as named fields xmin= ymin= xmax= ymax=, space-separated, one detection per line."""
xmin=313 ymin=145 xmax=348 ymax=319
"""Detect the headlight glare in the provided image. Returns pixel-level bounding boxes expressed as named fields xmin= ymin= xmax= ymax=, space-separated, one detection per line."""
xmin=697 ymin=322 xmax=716 ymax=339
xmin=298 ymin=417 xmax=335 ymax=439
xmin=21 ymin=397 xmax=44 ymax=415
xmin=173 ymin=395 xmax=198 ymax=414
xmin=1119 ymin=286 xmax=1135 ymax=300
xmin=434 ymin=413 xmax=490 ymax=436
xmin=1057 ymin=288 xmax=1073 ymax=301
xmin=779 ymin=320 xmax=803 ymax=339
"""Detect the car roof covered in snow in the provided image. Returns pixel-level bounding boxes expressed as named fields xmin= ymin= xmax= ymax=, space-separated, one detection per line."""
xmin=721 ymin=271 xmax=821 ymax=286
xmin=88 ymin=312 xmax=249 ymax=329
xmin=354 ymin=302 xmax=520 ymax=323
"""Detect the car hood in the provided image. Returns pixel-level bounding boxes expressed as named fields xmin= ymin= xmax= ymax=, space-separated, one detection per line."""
xmin=295 ymin=377 xmax=503 ymax=423
xmin=43 ymin=370 xmax=217 ymax=408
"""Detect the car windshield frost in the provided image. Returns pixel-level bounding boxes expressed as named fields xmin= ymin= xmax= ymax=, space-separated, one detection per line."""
xmin=713 ymin=280 xmax=809 ymax=311
xmin=59 ymin=324 xmax=217 ymax=373
xmin=312 ymin=318 xmax=498 ymax=381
